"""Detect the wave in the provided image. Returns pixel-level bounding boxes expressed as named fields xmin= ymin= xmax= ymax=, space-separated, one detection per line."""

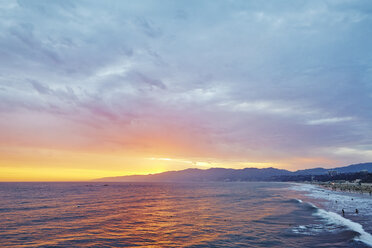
xmin=315 ymin=208 xmax=372 ymax=247
xmin=296 ymin=199 xmax=372 ymax=247
xmin=303 ymin=202 xmax=318 ymax=211
xmin=291 ymin=223 xmax=330 ymax=236
xmin=0 ymin=205 xmax=52 ymax=213
xmin=285 ymin=198 xmax=303 ymax=204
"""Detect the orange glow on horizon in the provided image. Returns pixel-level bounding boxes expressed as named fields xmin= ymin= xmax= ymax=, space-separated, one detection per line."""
xmin=0 ymin=145 xmax=341 ymax=181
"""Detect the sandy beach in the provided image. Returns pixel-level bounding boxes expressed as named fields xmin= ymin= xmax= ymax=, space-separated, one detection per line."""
xmin=313 ymin=182 xmax=372 ymax=195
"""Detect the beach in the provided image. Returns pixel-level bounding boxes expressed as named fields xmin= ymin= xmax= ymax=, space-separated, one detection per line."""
xmin=313 ymin=182 xmax=372 ymax=195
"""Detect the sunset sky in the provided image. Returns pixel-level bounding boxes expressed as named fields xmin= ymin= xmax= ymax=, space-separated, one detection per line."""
xmin=1 ymin=0 xmax=372 ymax=181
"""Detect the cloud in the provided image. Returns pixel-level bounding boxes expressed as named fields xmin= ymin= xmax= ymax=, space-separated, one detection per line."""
xmin=29 ymin=80 xmax=53 ymax=95
xmin=1 ymin=0 xmax=372 ymax=170
xmin=307 ymin=117 xmax=354 ymax=125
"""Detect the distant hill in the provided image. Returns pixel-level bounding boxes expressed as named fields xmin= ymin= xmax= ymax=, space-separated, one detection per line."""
xmin=334 ymin=162 xmax=372 ymax=173
xmin=95 ymin=167 xmax=291 ymax=182
xmin=292 ymin=167 xmax=328 ymax=175
xmin=95 ymin=162 xmax=372 ymax=182
xmin=294 ymin=162 xmax=372 ymax=175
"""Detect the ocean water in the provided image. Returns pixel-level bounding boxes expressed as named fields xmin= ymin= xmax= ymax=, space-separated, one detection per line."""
xmin=0 ymin=182 xmax=371 ymax=247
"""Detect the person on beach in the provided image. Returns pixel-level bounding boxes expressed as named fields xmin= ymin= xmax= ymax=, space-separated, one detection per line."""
xmin=356 ymin=209 xmax=359 ymax=214
xmin=342 ymin=209 xmax=345 ymax=216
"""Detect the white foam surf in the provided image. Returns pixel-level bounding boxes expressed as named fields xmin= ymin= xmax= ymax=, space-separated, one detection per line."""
xmin=292 ymin=223 xmax=329 ymax=236
xmin=292 ymin=193 xmax=372 ymax=247
xmin=290 ymin=183 xmax=372 ymax=218
xmin=314 ymin=208 xmax=372 ymax=247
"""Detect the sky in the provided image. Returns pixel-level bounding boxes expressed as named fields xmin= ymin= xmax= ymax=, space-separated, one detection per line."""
xmin=1 ymin=0 xmax=372 ymax=181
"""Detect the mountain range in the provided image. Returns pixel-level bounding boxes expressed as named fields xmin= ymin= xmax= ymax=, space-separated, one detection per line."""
xmin=95 ymin=162 xmax=372 ymax=182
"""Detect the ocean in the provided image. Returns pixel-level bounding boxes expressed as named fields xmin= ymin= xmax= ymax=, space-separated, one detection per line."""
xmin=0 ymin=182 xmax=371 ymax=247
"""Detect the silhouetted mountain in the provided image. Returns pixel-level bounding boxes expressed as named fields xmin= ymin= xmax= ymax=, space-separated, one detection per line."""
xmin=295 ymin=162 xmax=372 ymax=175
xmin=334 ymin=162 xmax=372 ymax=173
xmin=293 ymin=167 xmax=328 ymax=175
xmin=95 ymin=167 xmax=291 ymax=182
xmin=95 ymin=162 xmax=372 ymax=182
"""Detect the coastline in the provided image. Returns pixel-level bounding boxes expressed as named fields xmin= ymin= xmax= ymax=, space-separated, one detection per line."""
xmin=310 ymin=181 xmax=372 ymax=195
xmin=290 ymin=182 xmax=372 ymax=247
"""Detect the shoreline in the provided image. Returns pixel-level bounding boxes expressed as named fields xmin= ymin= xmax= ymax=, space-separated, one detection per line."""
xmin=309 ymin=181 xmax=372 ymax=196
xmin=291 ymin=182 xmax=372 ymax=247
